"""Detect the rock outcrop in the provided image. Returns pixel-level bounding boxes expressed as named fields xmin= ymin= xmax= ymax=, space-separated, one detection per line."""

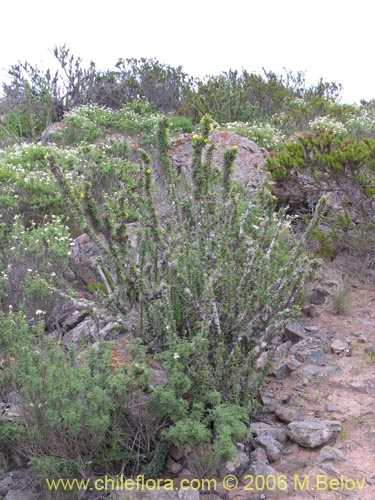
xmin=171 ymin=130 xmax=268 ymax=194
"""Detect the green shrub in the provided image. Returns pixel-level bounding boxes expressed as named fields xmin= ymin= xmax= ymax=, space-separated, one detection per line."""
xmin=272 ymin=96 xmax=356 ymax=135
xmin=0 ymin=216 xmax=72 ymax=326
xmin=86 ymin=281 xmax=109 ymax=295
xmin=345 ymin=109 xmax=375 ymax=140
xmin=0 ymin=311 xmax=164 ymax=477
xmin=169 ymin=116 xmax=194 ymax=134
xmin=68 ymin=116 xmax=319 ymax=458
xmin=1 ymin=47 xmax=345 ymax=140
xmin=266 ymin=129 xmax=375 ymax=190
xmin=0 ymin=144 xmax=64 ymax=225
xmin=266 ymin=129 xmax=375 ymax=256
xmin=54 ymin=103 xmax=162 ymax=146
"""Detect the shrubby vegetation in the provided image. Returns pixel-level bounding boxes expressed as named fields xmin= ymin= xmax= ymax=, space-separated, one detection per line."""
xmin=0 ymin=47 xmax=374 ymax=484
xmin=0 ymin=45 xmax=348 ymax=141
xmin=266 ymin=129 xmax=375 ymax=257
xmin=0 ymin=105 xmax=322 ymax=480
xmin=1 ymin=45 xmax=375 ymax=149
xmin=0 ymin=311 xmax=161 ymax=477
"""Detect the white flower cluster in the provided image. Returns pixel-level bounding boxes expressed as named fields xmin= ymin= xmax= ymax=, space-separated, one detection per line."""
xmin=309 ymin=116 xmax=347 ymax=136
xmin=225 ymin=121 xmax=285 ymax=150
xmin=345 ymin=111 xmax=375 ymax=137
xmin=64 ymin=103 xmax=162 ymax=137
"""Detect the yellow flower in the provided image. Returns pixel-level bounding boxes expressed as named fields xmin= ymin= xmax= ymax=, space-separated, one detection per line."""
xmin=146 ymin=168 xmax=152 ymax=175
xmin=80 ymin=192 xmax=85 ymax=198
xmin=193 ymin=134 xmax=201 ymax=141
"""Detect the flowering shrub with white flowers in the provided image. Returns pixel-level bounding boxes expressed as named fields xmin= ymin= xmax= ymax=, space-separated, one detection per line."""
xmin=1 ymin=216 xmax=72 ymax=327
xmin=344 ymin=109 xmax=375 ymax=140
xmin=56 ymin=102 xmax=163 ymax=146
xmin=309 ymin=116 xmax=348 ymax=137
xmin=225 ymin=121 xmax=286 ymax=151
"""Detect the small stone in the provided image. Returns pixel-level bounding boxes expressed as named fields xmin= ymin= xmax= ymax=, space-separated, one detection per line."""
xmin=221 ymin=448 xmax=249 ymax=478
xmin=326 ymin=403 xmax=339 ymax=413
xmin=349 ymin=379 xmax=367 ymax=392
xmin=0 ymin=405 xmax=22 ymax=422
xmin=255 ymin=351 xmax=269 ymax=371
xmin=0 ymin=476 xmax=13 ymax=496
xmin=284 ymin=321 xmax=306 ymax=343
xmin=40 ymin=121 xmax=65 ymax=143
xmin=63 ymin=317 xmax=99 ymax=345
xmin=254 ymin=435 xmax=283 ymax=462
xmin=275 ymin=406 xmax=303 ymax=424
xmin=165 ymin=457 xmax=184 ymax=476
xmin=314 ymin=445 xmax=346 ymax=465
xmin=333 ymin=367 xmax=344 ymax=376
xmin=250 ymin=422 xmax=288 ymax=444
xmin=274 ymin=342 xmax=292 ymax=362
xmin=259 ymin=391 xmax=275 ymax=406
xmin=60 ymin=309 xmax=89 ymax=331
xmin=6 ymin=392 xmax=20 ymax=405
xmin=169 ymin=445 xmax=184 ymax=463
xmin=286 ymin=356 xmax=301 ymax=371
xmin=331 ymin=339 xmax=350 ymax=355
xmin=359 ymin=317 xmax=375 ymax=326
xmin=287 ymin=419 xmax=341 ymax=448
xmin=249 ymin=447 xmax=268 ymax=463
xmin=321 ymin=462 xmax=341 ymax=475
xmin=247 ymin=460 xmax=278 ymax=480
xmin=271 ymin=363 xmax=291 ymax=380
xmin=301 ymin=304 xmax=318 ymax=317
xmin=291 ymin=337 xmax=326 ymax=365
xmin=271 ymin=347 xmax=300 ymax=379
xmin=280 ymin=394 xmax=291 ymax=404
xmin=282 ymin=445 xmax=297 ymax=456
xmin=98 ymin=321 xmax=117 ymax=341
xmin=303 ymin=366 xmax=324 ymax=377
xmin=304 ymin=349 xmax=326 ymax=365
xmin=304 ymin=325 xmax=319 ymax=333
xmin=351 ymin=330 xmax=367 ymax=343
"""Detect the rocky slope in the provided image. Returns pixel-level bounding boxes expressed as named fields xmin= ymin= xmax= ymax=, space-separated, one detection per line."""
xmin=198 ymin=258 xmax=375 ymax=500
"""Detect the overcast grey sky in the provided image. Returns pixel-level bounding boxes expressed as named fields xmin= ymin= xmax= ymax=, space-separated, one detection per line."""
xmin=1 ymin=0 xmax=374 ymax=104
